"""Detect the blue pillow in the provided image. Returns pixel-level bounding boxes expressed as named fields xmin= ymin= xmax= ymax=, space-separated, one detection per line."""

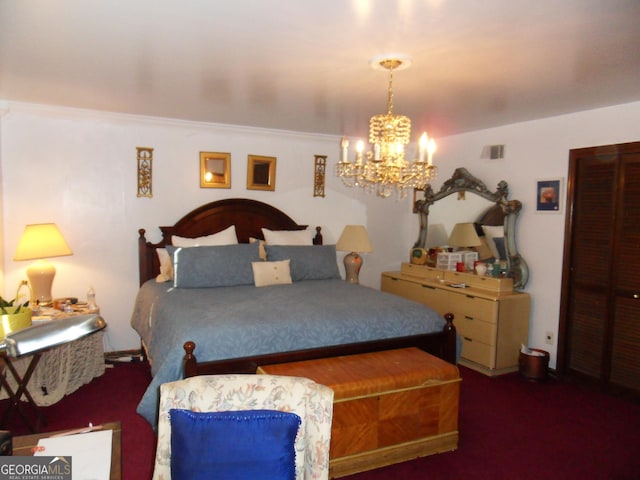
xmin=170 ymin=409 xmax=301 ymax=480
xmin=264 ymin=245 xmax=340 ymax=281
xmin=166 ymin=243 xmax=260 ymax=288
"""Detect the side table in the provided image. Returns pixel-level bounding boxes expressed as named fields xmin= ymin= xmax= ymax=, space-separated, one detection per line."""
xmin=0 ymin=313 xmax=106 ymax=431
xmin=1 ymin=308 xmax=106 ymax=407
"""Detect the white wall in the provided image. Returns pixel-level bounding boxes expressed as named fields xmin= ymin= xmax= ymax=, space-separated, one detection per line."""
xmin=1 ymin=100 xmax=639 ymax=368
xmin=431 ymin=101 xmax=640 ymax=367
xmin=0 ymin=101 xmax=407 ymax=352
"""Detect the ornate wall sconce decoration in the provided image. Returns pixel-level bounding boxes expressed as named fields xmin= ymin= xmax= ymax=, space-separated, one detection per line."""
xmin=314 ymin=155 xmax=326 ymax=197
xmin=137 ymin=147 xmax=153 ymax=198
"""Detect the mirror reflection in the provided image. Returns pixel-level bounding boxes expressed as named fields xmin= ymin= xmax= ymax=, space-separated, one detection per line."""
xmin=200 ymin=152 xmax=231 ymax=188
xmin=247 ymin=155 xmax=276 ymax=191
xmin=414 ymin=168 xmax=529 ymax=289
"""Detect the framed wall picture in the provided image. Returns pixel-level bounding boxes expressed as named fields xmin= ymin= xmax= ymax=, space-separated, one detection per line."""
xmin=200 ymin=152 xmax=231 ymax=188
xmin=247 ymin=155 xmax=276 ymax=191
xmin=536 ymin=178 xmax=562 ymax=213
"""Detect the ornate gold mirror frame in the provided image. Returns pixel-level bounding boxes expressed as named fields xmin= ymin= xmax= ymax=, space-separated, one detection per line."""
xmin=247 ymin=155 xmax=276 ymax=191
xmin=200 ymin=151 xmax=231 ymax=188
xmin=414 ymin=167 xmax=529 ymax=289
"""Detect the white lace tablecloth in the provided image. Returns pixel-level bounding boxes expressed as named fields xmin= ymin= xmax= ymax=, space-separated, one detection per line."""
xmin=0 ymin=331 xmax=105 ymax=406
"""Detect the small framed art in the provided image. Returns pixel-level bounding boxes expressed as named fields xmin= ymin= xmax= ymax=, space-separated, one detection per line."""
xmin=536 ymin=178 xmax=562 ymax=213
xmin=200 ymin=152 xmax=231 ymax=188
xmin=247 ymin=155 xmax=276 ymax=191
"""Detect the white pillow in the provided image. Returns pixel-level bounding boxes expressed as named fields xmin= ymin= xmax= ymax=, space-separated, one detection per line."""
xmin=482 ymin=225 xmax=504 ymax=259
xmin=252 ymin=260 xmax=293 ymax=287
xmin=156 ymin=248 xmax=173 ymax=283
xmin=261 ymin=228 xmax=313 ymax=246
xmin=172 ymin=225 xmax=238 ymax=247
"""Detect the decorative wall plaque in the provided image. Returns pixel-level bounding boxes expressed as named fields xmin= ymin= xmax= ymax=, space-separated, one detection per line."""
xmin=137 ymin=147 xmax=153 ymax=198
xmin=314 ymin=155 xmax=326 ymax=197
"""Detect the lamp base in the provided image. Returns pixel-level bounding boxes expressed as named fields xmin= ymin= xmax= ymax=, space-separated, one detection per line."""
xmin=343 ymin=252 xmax=363 ymax=284
xmin=26 ymin=259 xmax=56 ymax=306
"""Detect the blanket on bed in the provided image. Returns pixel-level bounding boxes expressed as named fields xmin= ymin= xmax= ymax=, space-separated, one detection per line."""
xmin=131 ymin=279 xmax=452 ymax=426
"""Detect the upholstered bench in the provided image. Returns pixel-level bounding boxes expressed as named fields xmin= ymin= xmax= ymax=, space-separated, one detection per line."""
xmin=257 ymin=347 xmax=460 ymax=478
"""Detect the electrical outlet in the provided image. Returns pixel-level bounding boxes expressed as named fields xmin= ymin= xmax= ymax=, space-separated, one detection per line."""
xmin=545 ymin=331 xmax=554 ymax=345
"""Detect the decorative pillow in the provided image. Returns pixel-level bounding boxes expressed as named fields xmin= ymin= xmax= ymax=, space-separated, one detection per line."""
xmin=252 ymin=260 xmax=293 ymax=287
xmin=170 ymin=409 xmax=301 ymax=480
xmin=264 ymin=245 xmax=340 ymax=281
xmin=166 ymin=242 xmax=260 ymax=288
xmin=155 ymin=248 xmax=173 ymax=283
xmin=482 ymin=225 xmax=504 ymax=260
xmin=261 ymin=228 xmax=313 ymax=246
xmin=172 ymin=225 xmax=238 ymax=247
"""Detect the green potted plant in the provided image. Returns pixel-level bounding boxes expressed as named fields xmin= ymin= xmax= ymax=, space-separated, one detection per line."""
xmin=0 ymin=281 xmax=32 ymax=338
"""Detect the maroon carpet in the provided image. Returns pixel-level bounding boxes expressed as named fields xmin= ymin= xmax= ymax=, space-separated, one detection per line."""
xmin=3 ymin=362 xmax=639 ymax=479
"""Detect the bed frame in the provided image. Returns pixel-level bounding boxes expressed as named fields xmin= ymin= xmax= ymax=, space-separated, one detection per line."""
xmin=137 ymin=198 xmax=457 ymax=377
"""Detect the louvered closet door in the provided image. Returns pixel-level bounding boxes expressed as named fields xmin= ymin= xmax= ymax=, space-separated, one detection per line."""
xmin=565 ymin=152 xmax=617 ymax=379
xmin=610 ymin=153 xmax=640 ymax=391
xmin=563 ymin=142 xmax=640 ymax=396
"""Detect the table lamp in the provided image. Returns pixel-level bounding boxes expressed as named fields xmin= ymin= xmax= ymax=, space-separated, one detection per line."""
xmin=336 ymin=225 xmax=373 ymax=284
xmin=448 ymin=222 xmax=482 ymax=271
xmin=448 ymin=223 xmax=482 ymax=250
xmin=13 ymin=223 xmax=73 ymax=306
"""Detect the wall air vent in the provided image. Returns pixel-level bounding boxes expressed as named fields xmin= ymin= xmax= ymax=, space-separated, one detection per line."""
xmin=481 ymin=144 xmax=505 ymax=160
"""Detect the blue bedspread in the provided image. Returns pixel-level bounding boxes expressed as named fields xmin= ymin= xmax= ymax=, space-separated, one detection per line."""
xmin=130 ymin=279 xmax=452 ymax=426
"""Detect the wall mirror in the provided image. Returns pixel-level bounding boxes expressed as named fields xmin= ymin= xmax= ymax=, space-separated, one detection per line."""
xmin=247 ymin=155 xmax=276 ymax=191
xmin=414 ymin=167 xmax=529 ymax=289
xmin=200 ymin=151 xmax=231 ymax=188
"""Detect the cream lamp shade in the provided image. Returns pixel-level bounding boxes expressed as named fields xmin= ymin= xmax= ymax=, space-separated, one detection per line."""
xmin=448 ymin=223 xmax=481 ymax=249
xmin=336 ymin=225 xmax=373 ymax=284
xmin=425 ymin=223 xmax=449 ymax=248
xmin=13 ymin=223 xmax=73 ymax=305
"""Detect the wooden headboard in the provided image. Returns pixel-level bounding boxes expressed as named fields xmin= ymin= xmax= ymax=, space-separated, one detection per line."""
xmin=476 ymin=203 xmax=506 ymax=226
xmin=138 ymin=198 xmax=322 ymax=285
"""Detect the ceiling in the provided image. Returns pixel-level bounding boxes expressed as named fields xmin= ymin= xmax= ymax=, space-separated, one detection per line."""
xmin=1 ymin=0 xmax=639 ymax=139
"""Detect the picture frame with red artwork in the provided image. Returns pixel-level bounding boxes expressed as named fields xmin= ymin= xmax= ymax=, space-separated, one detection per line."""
xmin=536 ymin=178 xmax=562 ymax=213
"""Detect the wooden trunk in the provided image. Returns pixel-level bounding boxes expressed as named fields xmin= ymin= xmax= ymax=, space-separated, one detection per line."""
xmin=257 ymin=347 xmax=460 ymax=478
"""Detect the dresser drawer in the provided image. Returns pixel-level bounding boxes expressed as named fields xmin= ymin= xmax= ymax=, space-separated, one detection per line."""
xmin=460 ymin=337 xmax=495 ymax=368
xmin=455 ymin=316 xmax=496 ymax=346
xmin=381 ymin=270 xmax=530 ymax=376
xmin=447 ymin=292 xmax=497 ymax=323
xmin=381 ymin=275 xmax=448 ymax=315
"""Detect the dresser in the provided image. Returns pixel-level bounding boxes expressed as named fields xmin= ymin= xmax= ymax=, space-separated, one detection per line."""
xmin=382 ymin=263 xmax=530 ymax=376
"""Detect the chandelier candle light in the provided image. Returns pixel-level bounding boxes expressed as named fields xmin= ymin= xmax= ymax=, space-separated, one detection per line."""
xmin=337 ymin=56 xmax=437 ymax=198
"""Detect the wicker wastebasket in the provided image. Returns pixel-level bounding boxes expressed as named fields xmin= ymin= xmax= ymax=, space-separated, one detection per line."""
xmin=518 ymin=348 xmax=550 ymax=381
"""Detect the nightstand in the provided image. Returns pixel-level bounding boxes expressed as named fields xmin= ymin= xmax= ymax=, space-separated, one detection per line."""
xmin=382 ymin=263 xmax=530 ymax=376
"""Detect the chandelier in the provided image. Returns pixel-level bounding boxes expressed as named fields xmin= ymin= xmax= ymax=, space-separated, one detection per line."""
xmin=336 ymin=57 xmax=437 ymax=198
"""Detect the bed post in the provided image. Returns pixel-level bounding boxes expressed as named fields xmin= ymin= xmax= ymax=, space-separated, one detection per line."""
xmin=313 ymin=226 xmax=323 ymax=245
xmin=443 ymin=313 xmax=457 ymax=364
xmin=183 ymin=341 xmax=198 ymax=378
xmin=138 ymin=229 xmax=151 ymax=286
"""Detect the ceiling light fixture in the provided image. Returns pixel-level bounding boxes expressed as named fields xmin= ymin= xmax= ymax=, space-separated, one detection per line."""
xmin=337 ymin=55 xmax=437 ymax=198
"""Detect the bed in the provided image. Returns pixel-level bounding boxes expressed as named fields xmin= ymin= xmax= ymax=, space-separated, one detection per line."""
xmin=132 ymin=198 xmax=457 ymax=426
